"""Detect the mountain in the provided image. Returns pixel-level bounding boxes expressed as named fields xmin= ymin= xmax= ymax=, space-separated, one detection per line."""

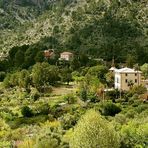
xmin=0 ymin=0 xmax=148 ymax=64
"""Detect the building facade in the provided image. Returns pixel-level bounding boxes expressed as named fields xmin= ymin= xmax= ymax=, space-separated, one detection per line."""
xmin=60 ymin=52 xmax=73 ymax=61
xmin=114 ymin=68 xmax=142 ymax=91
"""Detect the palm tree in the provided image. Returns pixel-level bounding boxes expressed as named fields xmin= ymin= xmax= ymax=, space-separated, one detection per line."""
xmin=128 ymin=80 xmax=134 ymax=89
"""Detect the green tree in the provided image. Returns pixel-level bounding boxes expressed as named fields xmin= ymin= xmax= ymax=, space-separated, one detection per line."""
xmin=126 ymin=54 xmax=136 ymax=68
xmin=121 ymin=117 xmax=148 ymax=148
xmin=83 ymin=74 xmax=102 ymax=94
xmin=130 ymin=85 xmax=147 ymax=95
xmin=79 ymin=53 xmax=89 ymax=67
xmin=70 ymin=110 xmax=120 ymax=148
xmin=101 ymin=101 xmax=121 ymax=116
xmin=72 ymin=71 xmax=84 ymax=83
xmin=34 ymin=137 xmax=59 ymax=148
xmin=80 ymin=89 xmax=87 ymax=102
xmin=34 ymin=51 xmax=44 ymax=63
xmin=9 ymin=72 xmax=19 ymax=87
xmin=60 ymin=68 xmax=72 ymax=85
xmin=3 ymin=74 xmax=11 ymax=88
xmin=31 ymin=62 xmax=59 ymax=91
xmin=105 ymin=72 xmax=114 ymax=87
xmin=14 ymin=50 xmax=24 ymax=67
xmin=0 ymin=72 xmax=6 ymax=82
xmin=18 ymin=69 xmax=30 ymax=90
xmin=24 ymin=47 xmax=39 ymax=68
xmin=87 ymin=65 xmax=108 ymax=83
xmin=127 ymin=80 xmax=134 ymax=89
xmin=140 ymin=63 xmax=148 ymax=79
xmin=70 ymin=56 xmax=81 ymax=70
xmin=8 ymin=46 xmax=19 ymax=65
xmin=63 ymin=94 xmax=76 ymax=104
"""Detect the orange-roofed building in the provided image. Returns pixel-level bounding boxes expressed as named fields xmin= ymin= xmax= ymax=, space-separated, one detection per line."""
xmin=44 ymin=49 xmax=55 ymax=59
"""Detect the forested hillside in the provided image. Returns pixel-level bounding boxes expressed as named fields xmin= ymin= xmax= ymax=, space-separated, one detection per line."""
xmin=0 ymin=0 xmax=148 ymax=64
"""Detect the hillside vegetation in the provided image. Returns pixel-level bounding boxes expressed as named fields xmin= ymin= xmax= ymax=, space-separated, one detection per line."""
xmin=0 ymin=0 xmax=148 ymax=64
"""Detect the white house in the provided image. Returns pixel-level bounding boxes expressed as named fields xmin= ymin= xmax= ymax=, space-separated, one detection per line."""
xmin=59 ymin=52 xmax=73 ymax=61
xmin=114 ymin=67 xmax=142 ymax=91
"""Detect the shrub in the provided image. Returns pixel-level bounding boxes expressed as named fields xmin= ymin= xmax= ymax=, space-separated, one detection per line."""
xmin=106 ymin=89 xmax=120 ymax=101
xmin=8 ymin=115 xmax=48 ymax=129
xmin=33 ymin=125 xmax=67 ymax=148
xmin=132 ymin=99 xmax=143 ymax=107
xmin=35 ymin=103 xmax=50 ymax=115
xmin=125 ymin=109 xmax=138 ymax=119
xmin=0 ymin=141 xmax=11 ymax=148
xmin=0 ymin=112 xmax=14 ymax=121
xmin=17 ymin=139 xmax=35 ymax=148
xmin=130 ymin=85 xmax=147 ymax=95
xmin=34 ymin=136 xmax=59 ymax=148
xmin=63 ymin=94 xmax=76 ymax=104
xmin=50 ymin=104 xmax=63 ymax=118
xmin=80 ymin=89 xmax=87 ymax=102
xmin=59 ymin=113 xmax=77 ymax=130
xmin=30 ymin=88 xmax=40 ymax=101
xmin=21 ymin=106 xmax=33 ymax=117
xmin=3 ymin=74 xmax=11 ymax=88
xmin=88 ymin=93 xmax=98 ymax=103
xmin=114 ymin=114 xmax=127 ymax=125
xmin=135 ymin=104 xmax=148 ymax=114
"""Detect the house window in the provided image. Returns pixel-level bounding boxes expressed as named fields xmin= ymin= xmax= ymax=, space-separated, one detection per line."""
xmin=135 ymin=79 xmax=137 ymax=83
xmin=125 ymin=79 xmax=128 ymax=83
xmin=135 ymin=73 xmax=137 ymax=76
xmin=125 ymin=73 xmax=128 ymax=76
